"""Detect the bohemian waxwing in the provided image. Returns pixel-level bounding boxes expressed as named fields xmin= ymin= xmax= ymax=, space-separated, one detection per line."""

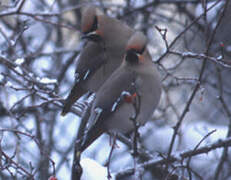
xmin=79 ymin=31 xmax=162 ymax=152
xmin=61 ymin=5 xmax=133 ymax=116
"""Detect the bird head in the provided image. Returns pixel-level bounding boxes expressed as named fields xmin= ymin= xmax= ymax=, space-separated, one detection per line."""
xmin=81 ymin=5 xmax=104 ymax=43
xmin=125 ymin=31 xmax=147 ymax=65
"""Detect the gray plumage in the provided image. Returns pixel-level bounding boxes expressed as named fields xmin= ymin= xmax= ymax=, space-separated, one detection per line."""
xmin=62 ymin=5 xmax=134 ymax=116
xmin=80 ymin=32 xmax=162 ymax=152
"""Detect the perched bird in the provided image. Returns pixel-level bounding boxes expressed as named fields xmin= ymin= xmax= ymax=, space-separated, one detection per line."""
xmin=61 ymin=5 xmax=133 ymax=116
xmin=80 ymin=31 xmax=162 ymax=152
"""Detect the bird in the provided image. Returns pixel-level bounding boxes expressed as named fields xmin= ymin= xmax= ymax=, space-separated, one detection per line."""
xmin=79 ymin=31 xmax=162 ymax=152
xmin=61 ymin=5 xmax=134 ymax=116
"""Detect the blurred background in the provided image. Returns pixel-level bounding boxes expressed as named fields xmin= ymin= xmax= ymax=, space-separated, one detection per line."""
xmin=0 ymin=0 xmax=231 ymax=179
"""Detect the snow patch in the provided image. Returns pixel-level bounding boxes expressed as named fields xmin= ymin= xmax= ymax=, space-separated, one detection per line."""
xmin=216 ymin=55 xmax=222 ymax=60
xmin=80 ymin=158 xmax=115 ymax=180
xmin=14 ymin=66 xmax=23 ymax=74
xmin=182 ymin=51 xmax=195 ymax=57
xmin=10 ymin=40 xmax=15 ymax=46
xmin=195 ymin=1 xmax=223 ymax=24
xmin=5 ymin=81 xmax=13 ymax=88
xmin=15 ymin=58 xmax=25 ymax=65
xmin=0 ymin=74 xmax=4 ymax=81
xmin=39 ymin=77 xmax=57 ymax=84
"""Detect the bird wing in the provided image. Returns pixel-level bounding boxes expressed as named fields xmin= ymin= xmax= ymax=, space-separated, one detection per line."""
xmin=88 ymin=68 xmax=139 ymax=129
xmin=61 ymin=42 xmax=107 ymax=116
xmin=80 ymin=68 xmax=139 ymax=151
xmin=75 ymin=41 xmax=107 ymax=83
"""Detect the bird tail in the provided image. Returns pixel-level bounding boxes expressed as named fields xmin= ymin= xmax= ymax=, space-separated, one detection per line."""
xmin=80 ymin=124 xmax=104 ymax=152
xmin=61 ymin=84 xmax=85 ymax=116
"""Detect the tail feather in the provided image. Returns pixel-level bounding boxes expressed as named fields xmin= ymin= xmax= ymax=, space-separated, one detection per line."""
xmin=80 ymin=124 xmax=104 ymax=152
xmin=61 ymin=84 xmax=85 ymax=116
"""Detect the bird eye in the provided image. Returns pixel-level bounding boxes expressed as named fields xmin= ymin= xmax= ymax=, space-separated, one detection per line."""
xmin=86 ymin=34 xmax=102 ymax=42
xmin=125 ymin=49 xmax=139 ymax=64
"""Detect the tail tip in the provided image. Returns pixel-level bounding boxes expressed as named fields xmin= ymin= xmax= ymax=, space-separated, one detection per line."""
xmin=61 ymin=110 xmax=67 ymax=116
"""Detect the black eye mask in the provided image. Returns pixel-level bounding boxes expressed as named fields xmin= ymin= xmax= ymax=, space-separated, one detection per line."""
xmin=83 ymin=33 xmax=102 ymax=42
xmin=84 ymin=16 xmax=98 ymax=34
xmin=125 ymin=49 xmax=139 ymax=64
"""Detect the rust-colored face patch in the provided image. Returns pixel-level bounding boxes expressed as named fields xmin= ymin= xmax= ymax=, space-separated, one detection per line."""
xmin=126 ymin=44 xmax=143 ymax=52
